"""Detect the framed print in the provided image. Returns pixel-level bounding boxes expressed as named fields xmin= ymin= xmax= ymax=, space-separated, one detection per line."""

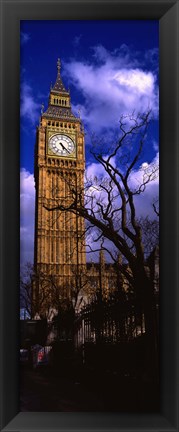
xmin=0 ymin=0 xmax=178 ymax=431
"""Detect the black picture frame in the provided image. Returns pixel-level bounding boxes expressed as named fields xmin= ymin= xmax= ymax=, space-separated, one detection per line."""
xmin=0 ymin=0 xmax=178 ymax=431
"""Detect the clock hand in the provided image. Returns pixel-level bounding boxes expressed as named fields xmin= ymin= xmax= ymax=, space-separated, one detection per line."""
xmin=60 ymin=142 xmax=70 ymax=154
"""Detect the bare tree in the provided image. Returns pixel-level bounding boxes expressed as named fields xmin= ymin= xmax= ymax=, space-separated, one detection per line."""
xmin=20 ymin=263 xmax=67 ymax=320
xmin=44 ymin=111 xmax=159 ymax=375
xmin=20 ymin=262 xmax=34 ymax=318
xmin=21 ymin=260 xmax=91 ymax=322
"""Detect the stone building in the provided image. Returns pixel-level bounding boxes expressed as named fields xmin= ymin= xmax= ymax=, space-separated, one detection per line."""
xmin=33 ymin=59 xmax=86 ymax=314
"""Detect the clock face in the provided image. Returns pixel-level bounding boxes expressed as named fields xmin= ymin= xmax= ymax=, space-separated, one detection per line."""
xmin=48 ymin=134 xmax=75 ymax=157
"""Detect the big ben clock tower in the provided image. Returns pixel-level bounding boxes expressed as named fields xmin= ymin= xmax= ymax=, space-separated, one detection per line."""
xmin=34 ymin=59 xmax=86 ymax=312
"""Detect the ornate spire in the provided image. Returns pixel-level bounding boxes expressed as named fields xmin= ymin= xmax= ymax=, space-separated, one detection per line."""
xmin=52 ymin=58 xmax=68 ymax=93
xmin=57 ymin=58 xmax=61 ymax=72
xmin=42 ymin=58 xmax=77 ymax=120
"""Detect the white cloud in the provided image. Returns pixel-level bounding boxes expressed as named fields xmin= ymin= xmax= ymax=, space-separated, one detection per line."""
xmin=20 ymin=169 xmax=35 ymax=263
xmin=21 ymin=32 xmax=31 ymax=45
xmin=92 ymin=44 xmax=140 ymax=68
xmin=144 ymin=47 xmax=159 ymax=70
xmin=129 ymin=152 xmax=159 ymax=218
xmin=113 ymin=69 xmax=155 ymax=95
xmin=73 ymin=34 xmax=82 ymax=47
xmin=152 ymin=139 xmax=159 ymax=152
xmin=64 ymin=46 xmax=159 ymax=133
xmin=86 ymin=161 xmax=106 ymax=179
xmin=20 ymin=82 xmax=40 ymax=123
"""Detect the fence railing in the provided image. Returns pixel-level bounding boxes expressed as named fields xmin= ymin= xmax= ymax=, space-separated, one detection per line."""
xmin=73 ymin=292 xmax=159 ymax=380
xmin=74 ymin=291 xmax=159 ymax=348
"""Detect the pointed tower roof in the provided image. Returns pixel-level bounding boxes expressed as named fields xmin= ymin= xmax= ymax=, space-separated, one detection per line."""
xmin=52 ymin=58 xmax=68 ymax=94
xmin=42 ymin=58 xmax=78 ymax=121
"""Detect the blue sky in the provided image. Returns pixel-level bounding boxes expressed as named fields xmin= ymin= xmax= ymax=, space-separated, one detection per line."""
xmin=20 ymin=20 xmax=159 ymax=264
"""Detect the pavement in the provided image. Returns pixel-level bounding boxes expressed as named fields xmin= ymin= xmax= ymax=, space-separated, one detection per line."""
xmin=20 ymin=366 xmax=105 ymax=411
xmin=20 ymin=365 xmax=159 ymax=412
